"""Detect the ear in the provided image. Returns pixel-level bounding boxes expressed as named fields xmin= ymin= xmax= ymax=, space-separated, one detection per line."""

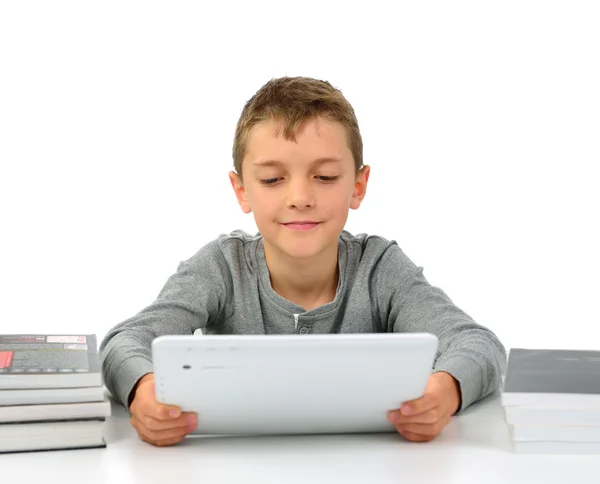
xmin=350 ymin=165 xmax=370 ymax=210
xmin=229 ymin=171 xmax=252 ymax=214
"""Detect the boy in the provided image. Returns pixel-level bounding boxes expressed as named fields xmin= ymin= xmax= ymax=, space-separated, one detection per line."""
xmin=99 ymin=76 xmax=507 ymax=447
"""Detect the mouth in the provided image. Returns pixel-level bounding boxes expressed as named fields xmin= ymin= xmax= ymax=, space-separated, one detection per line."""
xmin=282 ymin=221 xmax=321 ymax=231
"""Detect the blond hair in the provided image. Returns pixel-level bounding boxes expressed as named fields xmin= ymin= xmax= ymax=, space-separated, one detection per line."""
xmin=232 ymin=76 xmax=363 ymax=180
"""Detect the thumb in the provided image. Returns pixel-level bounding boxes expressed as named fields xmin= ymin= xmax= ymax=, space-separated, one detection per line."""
xmin=148 ymin=383 xmax=181 ymax=419
xmin=160 ymin=404 xmax=182 ymax=419
xmin=137 ymin=378 xmax=182 ymax=419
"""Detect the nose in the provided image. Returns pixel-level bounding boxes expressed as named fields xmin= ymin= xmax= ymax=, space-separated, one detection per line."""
xmin=285 ymin=178 xmax=315 ymax=209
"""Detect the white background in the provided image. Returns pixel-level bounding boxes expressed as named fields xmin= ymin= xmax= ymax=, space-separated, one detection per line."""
xmin=1 ymin=1 xmax=598 ymax=352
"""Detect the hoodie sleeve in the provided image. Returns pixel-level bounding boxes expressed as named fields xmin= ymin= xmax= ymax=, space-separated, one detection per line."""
xmin=99 ymin=240 xmax=232 ymax=408
xmin=373 ymin=243 xmax=507 ymax=413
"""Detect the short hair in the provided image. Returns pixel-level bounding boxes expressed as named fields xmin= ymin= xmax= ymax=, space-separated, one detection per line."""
xmin=232 ymin=76 xmax=363 ymax=180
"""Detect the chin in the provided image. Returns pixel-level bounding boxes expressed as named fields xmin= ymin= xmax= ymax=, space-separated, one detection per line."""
xmin=261 ymin=222 xmax=340 ymax=257
xmin=284 ymin=246 xmax=324 ymax=260
xmin=279 ymin=237 xmax=336 ymax=261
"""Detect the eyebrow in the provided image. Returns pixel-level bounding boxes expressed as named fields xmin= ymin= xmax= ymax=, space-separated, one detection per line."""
xmin=253 ymin=157 xmax=342 ymax=167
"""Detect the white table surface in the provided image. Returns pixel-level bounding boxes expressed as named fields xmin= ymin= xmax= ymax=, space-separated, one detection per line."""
xmin=1 ymin=390 xmax=599 ymax=484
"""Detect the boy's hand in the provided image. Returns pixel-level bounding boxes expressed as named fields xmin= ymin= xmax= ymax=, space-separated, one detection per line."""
xmin=129 ymin=373 xmax=198 ymax=447
xmin=387 ymin=371 xmax=461 ymax=442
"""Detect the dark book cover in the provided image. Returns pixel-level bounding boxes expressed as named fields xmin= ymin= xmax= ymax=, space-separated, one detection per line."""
xmin=503 ymin=348 xmax=600 ymax=395
xmin=0 ymin=441 xmax=106 ymax=454
xmin=0 ymin=334 xmax=100 ymax=373
xmin=0 ymin=417 xmax=106 ymax=426
xmin=0 ymin=334 xmax=101 ymax=389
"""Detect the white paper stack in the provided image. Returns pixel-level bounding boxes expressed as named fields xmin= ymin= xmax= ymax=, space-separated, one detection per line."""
xmin=501 ymin=347 xmax=600 ymax=454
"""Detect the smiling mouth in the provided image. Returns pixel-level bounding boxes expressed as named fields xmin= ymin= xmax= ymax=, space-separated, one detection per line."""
xmin=282 ymin=222 xmax=321 ymax=231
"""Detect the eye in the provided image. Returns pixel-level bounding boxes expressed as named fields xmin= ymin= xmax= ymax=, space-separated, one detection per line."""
xmin=259 ymin=176 xmax=339 ymax=186
xmin=259 ymin=178 xmax=281 ymax=185
xmin=316 ymin=176 xmax=339 ymax=183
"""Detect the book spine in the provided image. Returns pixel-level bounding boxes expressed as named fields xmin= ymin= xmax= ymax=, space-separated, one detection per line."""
xmin=0 ymin=417 xmax=106 ymax=426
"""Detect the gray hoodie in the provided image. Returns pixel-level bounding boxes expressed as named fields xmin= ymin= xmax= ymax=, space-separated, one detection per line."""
xmin=99 ymin=230 xmax=507 ymax=411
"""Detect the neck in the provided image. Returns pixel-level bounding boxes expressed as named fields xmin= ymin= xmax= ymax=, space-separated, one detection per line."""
xmin=263 ymin=240 xmax=339 ymax=311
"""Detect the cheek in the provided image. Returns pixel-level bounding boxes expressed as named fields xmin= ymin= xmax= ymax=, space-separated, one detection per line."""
xmin=250 ymin=196 xmax=279 ymax=222
xmin=325 ymin=187 xmax=355 ymax=211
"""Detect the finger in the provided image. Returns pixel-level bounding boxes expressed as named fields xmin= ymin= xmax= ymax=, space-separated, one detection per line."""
xmin=140 ymin=431 xmax=186 ymax=447
xmin=130 ymin=379 xmax=170 ymax=418
xmin=138 ymin=430 xmax=187 ymax=444
xmin=132 ymin=415 xmax=198 ymax=432
xmin=395 ymin=420 xmax=445 ymax=437
xmin=391 ymin=392 xmax=440 ymax=420
xmin=133 ymin=382 xmax=184 ymax=421
xmin=152 ymin=435 xmax=187 ymax=447
xmin=132 ymin=416 xmax=195 ymax=443
xmin=397 ymin=428 xmax=436 ymax=443
xmin=402 ymin=393 xmax=440 ymax=416
xmin=143 ymin=400 xmax=184 ymax=421
xmin=132 ymin=412 xmax=198 ymax=433
xmin=131 ymin=398 xmax=196 ymax=429
xmin=387 ymin=406 xmax=441 ymax=425
xmin=150 ymin=412 xmax=197 ymax=432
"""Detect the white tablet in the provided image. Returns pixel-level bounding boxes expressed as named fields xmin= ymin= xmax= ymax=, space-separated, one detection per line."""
xmin=152 ymin=333 xmax=438 ymax=436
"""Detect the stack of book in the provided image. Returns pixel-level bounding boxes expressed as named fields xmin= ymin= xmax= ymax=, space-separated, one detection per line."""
xmin=501 ymin=347 xmax=600 ymax=454
xmin=0 ymin=334 xmax=110 ymax=453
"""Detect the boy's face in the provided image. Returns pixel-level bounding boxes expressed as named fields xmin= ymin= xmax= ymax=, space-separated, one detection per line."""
xmin=229 ymin=116 xmax=370 ymax=261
